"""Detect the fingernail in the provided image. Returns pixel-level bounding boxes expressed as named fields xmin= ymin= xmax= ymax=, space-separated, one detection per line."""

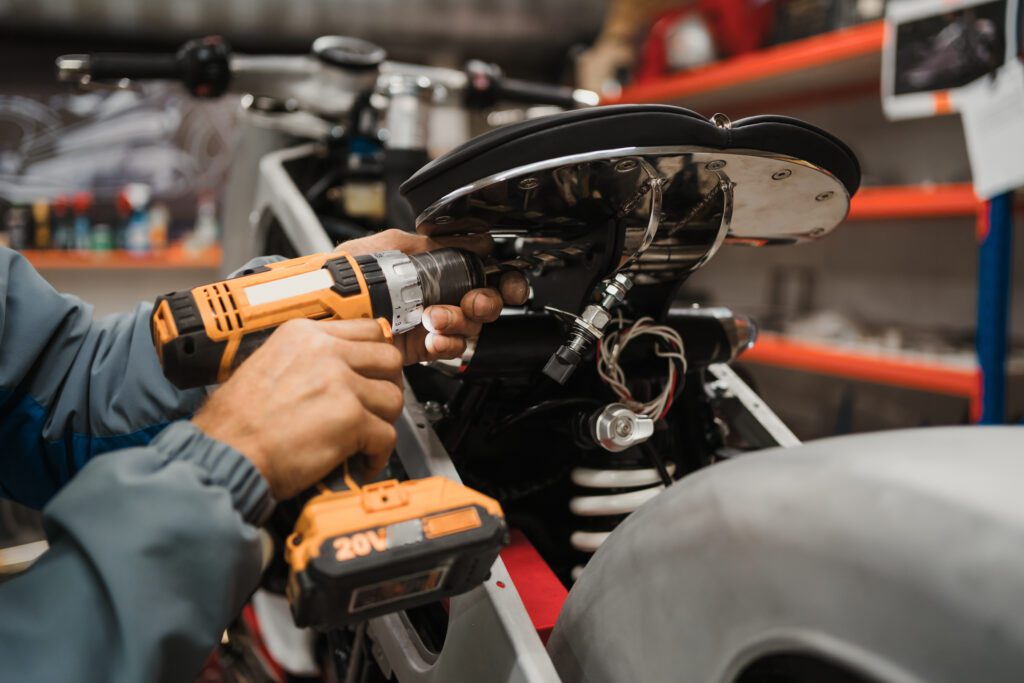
xmin=428 ymin=307 xmax=452 ymax=331
xmin=472 ymin=291 xmax=495 ymax=318
xmin=427 ymin=333 xmax=450 ymax=354
xmin=503 ymin=275 xmax=529 ymax=304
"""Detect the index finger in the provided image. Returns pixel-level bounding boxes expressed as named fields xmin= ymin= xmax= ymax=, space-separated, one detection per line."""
xmin=318 ymin=318 xmax=390 ymax=343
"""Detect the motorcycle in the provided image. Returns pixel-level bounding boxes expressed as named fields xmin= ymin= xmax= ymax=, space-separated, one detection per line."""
xmin=61 ymin=35 xmax=1024 ymax=683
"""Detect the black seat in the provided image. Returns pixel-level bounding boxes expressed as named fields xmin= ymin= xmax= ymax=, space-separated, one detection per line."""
xmin=400 ymin=104 xmax=861 ymax=219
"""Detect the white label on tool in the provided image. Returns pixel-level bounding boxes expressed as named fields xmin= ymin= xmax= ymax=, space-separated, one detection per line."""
xmin=244 ymin=269 xmax=334 ymax=306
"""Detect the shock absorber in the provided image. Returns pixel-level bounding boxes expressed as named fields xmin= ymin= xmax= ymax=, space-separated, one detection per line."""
xmin=568 ymin=404 xmax=670 ymax=579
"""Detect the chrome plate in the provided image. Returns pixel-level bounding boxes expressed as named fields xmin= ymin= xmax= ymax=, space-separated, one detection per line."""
xmin=415 ymin=146 xmax=850 ymax=278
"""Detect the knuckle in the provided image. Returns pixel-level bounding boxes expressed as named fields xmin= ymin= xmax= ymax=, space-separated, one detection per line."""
xmin=379 ymin=423 xmax=398 ymax=451
xmin=382 ymin=344 xmax=404 ymax=369
xmin=337 ymin=391 xmax=362 ymax=416
xmin=385 ymin=382 xmax=405 ymax=415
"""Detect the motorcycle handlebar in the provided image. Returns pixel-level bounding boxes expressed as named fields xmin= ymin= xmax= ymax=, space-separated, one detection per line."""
xmin=57 ymin=37 xmax=233 ymax=98
xmin=57 ymin=37 xmax=598 ymax=110
xmin=66 ymin=53 xmax=180 ymax=82
xmin=494 ymin=76 xmax=597 ymax=108
xmin=463 ymin=59 xmax=597 ymax=109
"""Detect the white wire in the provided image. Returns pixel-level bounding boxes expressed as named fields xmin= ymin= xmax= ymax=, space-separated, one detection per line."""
xmin=597 ymin=314 xmax=687 ymax=419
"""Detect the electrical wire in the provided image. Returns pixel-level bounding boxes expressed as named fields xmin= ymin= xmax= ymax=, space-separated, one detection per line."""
xmin=487 ymin=397 xmax=602 ymax=437
xmin=596 ymin=314 xmax=686 ymax=420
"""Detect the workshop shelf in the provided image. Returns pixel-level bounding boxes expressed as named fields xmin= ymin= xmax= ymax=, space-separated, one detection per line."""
xmin=743 ymin=332 xmax=980 ymax=397
xmin=605 ymin=21 xmax=884 ymax=113
xmin=20 ymin=245 xmax=222 ymax=270
xmin=742 ymin=332 xmax=985 ymax=418
xmin=847 ymin=184 xmax=982 ymax=221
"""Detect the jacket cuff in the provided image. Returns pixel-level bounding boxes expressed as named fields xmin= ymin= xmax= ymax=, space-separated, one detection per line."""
xmin=151 ymin=421 xmax=275 ymax=526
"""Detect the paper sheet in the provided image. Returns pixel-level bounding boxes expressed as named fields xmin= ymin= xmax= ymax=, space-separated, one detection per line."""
xmin=960 ymin=59 xmax=1024 ymax=198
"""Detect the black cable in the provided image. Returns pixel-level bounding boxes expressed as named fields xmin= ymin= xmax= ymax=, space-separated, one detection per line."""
xmin=487 ymin=397 xmax=603 ymax=437
xmin=641 ymin=442 xmax=674 ymax=487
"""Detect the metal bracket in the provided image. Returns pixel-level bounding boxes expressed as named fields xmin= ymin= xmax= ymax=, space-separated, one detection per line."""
xmin=705 ymin=363 xmax=800 ymax=449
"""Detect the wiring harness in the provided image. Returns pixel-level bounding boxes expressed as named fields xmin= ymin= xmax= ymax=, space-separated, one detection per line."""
xmin=597 ymin=315 xmax=687 ymax=420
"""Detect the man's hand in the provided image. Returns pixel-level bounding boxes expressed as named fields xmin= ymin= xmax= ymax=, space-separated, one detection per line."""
xmin=339 ymin=229 xmax=529 ymax=365
xmin=192 ymin=318 xmax=403 ymax=500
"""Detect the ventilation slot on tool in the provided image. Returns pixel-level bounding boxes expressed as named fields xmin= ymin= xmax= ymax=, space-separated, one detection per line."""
xmin=199 ymin=284 xmax=243 ymax=335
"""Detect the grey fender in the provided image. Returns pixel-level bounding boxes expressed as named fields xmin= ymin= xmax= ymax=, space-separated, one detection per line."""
xmin=548 ymin=426 xmax=1024 ymax=683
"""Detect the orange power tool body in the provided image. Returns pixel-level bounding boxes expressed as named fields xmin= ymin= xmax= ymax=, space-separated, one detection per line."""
xmin=150 ymin=247 xmax=508 ymax=629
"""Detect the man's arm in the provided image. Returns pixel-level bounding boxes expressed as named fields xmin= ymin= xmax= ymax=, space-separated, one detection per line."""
xmin=0 ymin=304 xmax=408 ymax=683
xmin=0 ymin=421 xmax=273 ymax=683
xmin=0 ymin=248 xmax=288 ymax=509
xmin=0 ymin=248 xmax=208 ymax=507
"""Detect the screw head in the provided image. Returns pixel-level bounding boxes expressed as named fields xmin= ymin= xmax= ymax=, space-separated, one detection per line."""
xmin=810 ymin=227 xmax=826 ymax=236
xmin=433 ymin=215 xmax=452 ymax=225
xmin=518 ymin=177 xmax=540 ymax=190
xmin=772 ymin=169 xmax=792 ymax=180
xmin=710 ymin=112 xmax=732 ymax=129
xmin=815 ymin=191 xmax=835 ymax=202
xmin=705 ymin=160 xmax=727 ymax=171
xmin=614 ymin=159 xmax=638 ymax=173
xmin=613 ymin=417 xmax=633 ymax=437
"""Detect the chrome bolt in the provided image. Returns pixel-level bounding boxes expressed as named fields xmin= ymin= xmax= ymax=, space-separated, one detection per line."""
xmin=815 ymin=191 xmax=835 ymax=202
xmin=705 ymin=160 xmax=727 ymax=171
xmin=772 ymin=169 xmax=792 ymax=180
xmin=423 ymin=400 xmax=445 ymax=423
xmin=615 ymin=159 xmax=639 ymax=173
xmin=518 ymin=177 xmax=539 ymax=190
xmin=613 ymin=417 xmax=633 ymax=438
xmin=710 ymin=112 xmax=732 ymax=129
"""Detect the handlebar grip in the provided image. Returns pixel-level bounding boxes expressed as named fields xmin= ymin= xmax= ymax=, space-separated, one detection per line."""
xmin=493 ymin=77 xmax=583 ymax=109
xmin=463 ymin=59 xmax=597 ymax=110
xmin=56 ymin=37 xmax=232 ymax=98
xmin=87 ymin=53 xmax=180 ymax=81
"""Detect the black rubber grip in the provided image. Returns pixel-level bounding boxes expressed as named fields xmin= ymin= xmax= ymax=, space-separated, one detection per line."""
xmin=154 ymin=291 xmax=226 ymax=390
xmin=494 ymin=77 xmax=579 ymax=109
xmin=87 ymin=53 xmax=180 ymax=81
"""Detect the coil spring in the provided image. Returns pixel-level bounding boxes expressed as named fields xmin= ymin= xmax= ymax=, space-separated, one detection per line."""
xmin=568 ymin=449 xmax=674 ymax=580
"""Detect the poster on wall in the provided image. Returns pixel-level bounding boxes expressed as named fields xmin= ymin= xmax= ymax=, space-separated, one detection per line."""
xmin=882 ymin=0 xmax=1017 ymax=119
xmin=883 ymin=0 xmax=1024 ymax=198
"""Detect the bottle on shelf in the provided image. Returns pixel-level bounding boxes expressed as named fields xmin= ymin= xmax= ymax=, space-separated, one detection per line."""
xmin=185 ymin=191 xmax=219 ymax=254
xmin=91 ymin=223 xmax=114 ymax=252
xmin=123 ymin=183 xmax=152 ymax=255
xmin=52 ymin=196 xmax=73 ymax=250
xmin=32 ymin=199 xmax=51 ymax=250
xmin=5 ymin=206 xmax=30 ymax=250
xmin=114 ymin=189 xmax=132 ymax=250
xmin=149 ymin=202 xmax=169 ymax=251
xmin=71 ymin=191 xmax=93 ymax=251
